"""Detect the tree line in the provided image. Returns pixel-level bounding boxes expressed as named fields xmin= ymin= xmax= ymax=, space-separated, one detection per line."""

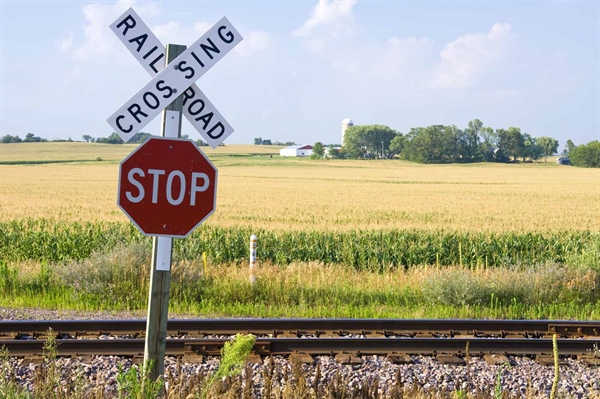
xmin=254 ymin=137 xmax=296 ymax=146
xmin=1 ymin=132 xmax=151 ymax=144
xmin=310 ymin=120 xmax=598 ymax=167
xmin=1 ymin=132 xmax=215 ymax=147
xmin=1 ymin=133 xmax=49 ymax=143
xmin=83 ymin=132 xmax=153 ymax=144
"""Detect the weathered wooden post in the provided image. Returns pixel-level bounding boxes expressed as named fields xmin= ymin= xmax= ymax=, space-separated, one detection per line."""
xmin=144 ymin=43 xmax=186 ymax=382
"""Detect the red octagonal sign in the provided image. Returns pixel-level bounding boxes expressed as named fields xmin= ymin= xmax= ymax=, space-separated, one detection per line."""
xmin=118 ymin=137 xmax=217 ymax=237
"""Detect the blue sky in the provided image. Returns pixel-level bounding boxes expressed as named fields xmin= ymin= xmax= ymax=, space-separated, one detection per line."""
xmin=1 ymin=0 xmax=598 ymax=147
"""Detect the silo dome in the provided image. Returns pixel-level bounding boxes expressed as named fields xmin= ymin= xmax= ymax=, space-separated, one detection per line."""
xmin=342 ymin=118 xmax=353 ymax=124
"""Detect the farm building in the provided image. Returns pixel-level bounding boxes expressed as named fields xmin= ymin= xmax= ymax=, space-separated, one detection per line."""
xmin=280 ymin=145 xmax=313 ymax=157
xmin=557 ymin=156 xmax=571 ymax=165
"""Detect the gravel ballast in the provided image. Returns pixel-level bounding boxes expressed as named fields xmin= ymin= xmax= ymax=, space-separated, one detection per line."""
xmin=1 ymin=307 xmax=599 ymax=398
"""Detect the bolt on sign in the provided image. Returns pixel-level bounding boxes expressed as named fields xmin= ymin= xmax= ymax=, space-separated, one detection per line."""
xmin=108 ymin=8 xmax=242 ymax=148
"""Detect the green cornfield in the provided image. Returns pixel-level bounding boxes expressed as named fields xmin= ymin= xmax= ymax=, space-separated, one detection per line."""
xmin=1 ymin=219 xmax=598 ymax=270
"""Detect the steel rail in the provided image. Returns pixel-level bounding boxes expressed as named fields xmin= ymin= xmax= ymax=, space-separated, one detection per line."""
xmin=2 ymin=337 xmax=600 ymax=359
xmin=1 ymin=319 xmax=599 ymax=340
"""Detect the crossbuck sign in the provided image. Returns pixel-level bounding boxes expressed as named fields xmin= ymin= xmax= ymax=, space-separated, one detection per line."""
xmin=107 ymin=8 xmax=242 ymax=148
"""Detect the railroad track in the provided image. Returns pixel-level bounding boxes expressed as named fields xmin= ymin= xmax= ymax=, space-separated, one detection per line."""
xmin=1 ymin=319 xmax=599 ymax=362
xmin=2 ymin=319 xmax=599 ymax=339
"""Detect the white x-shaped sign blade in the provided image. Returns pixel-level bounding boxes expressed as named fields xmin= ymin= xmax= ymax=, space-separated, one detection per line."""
xmin=107 ymin=9 xmax=242 ymax=148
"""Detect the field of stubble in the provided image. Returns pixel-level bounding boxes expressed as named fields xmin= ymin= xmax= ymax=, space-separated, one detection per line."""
xmin=1 ymin=142 xmax=598 ymax=232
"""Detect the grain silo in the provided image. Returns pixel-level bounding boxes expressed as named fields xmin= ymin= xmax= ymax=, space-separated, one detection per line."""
xmin=341 ymin=118 xmax=354 ymax=146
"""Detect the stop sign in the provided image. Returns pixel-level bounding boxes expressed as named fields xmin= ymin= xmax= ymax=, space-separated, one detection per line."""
xmin=117 ymin=137 xmax=217 ymax=237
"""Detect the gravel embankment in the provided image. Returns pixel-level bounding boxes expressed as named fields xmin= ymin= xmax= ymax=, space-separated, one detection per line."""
xmin=3 ymin=354 xmax=599 ymax=398
xmin=1 ymin=307 xmax=599 ymax=398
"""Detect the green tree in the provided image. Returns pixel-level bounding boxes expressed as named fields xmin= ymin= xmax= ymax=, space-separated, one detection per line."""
xmin=536 ymin=136 xmax=559 ymax=162
xmin=570 ymin=141 xmax=600 ymax=168
xmin=327 ymin=145 xmax=341 ymax=158
xmin=458 ymin=119 xmax=483 ymax=162
xmin=254 ymin=137 xmax=263 ymax=145
xmin=497 ymin=127 xmax=524 ymax=161
xmin=23 ymin=133 xmax=45 ymax=142
xmin=563 ymin=139 xmax=576 ymax=156
xmin=389 ymin=134 xmax=406 ymax=158
xmin=479 ymin=126 xmax=499 ymax=161
xmin=262 ymin=139 xmax=272 ymax=145
xmin=82 ymin=135 xmax=92 ymax=143
xmin=402 ymin=125 xmax=458 ymax=163
xmin=311 ymin=142 xmax=325 ymax=159
xmin=343 ymin=124 xmax=399 ymax=159
xmin=516 ymin=134 xmax=547 ymax=162
xmin=0 ymin=135 xmax=22 ymax=143
xmin=129 ymin=132 xmax=152 ymax=144
xmin=96 ymin=133 xmax=124 ymax=144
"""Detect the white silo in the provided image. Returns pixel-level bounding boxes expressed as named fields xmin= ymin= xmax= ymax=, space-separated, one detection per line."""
xmin=341 ymin=118 xmax=354 ymax=146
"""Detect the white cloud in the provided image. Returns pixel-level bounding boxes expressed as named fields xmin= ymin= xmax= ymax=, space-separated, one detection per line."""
xmin=57 ymin=32 xmax=74 ymax=52
xmin=372 ymin=36 xmax=434 ymax=78
xmin=293 ymin=0 xmax=357 ymax=37
xmin=290 ymin=0 xmax=434 ymax=85
xmin=64 ymin=0 xmax=160 ymax=63
xmin=432 ymin=23 xmax=512 ymax=89
xmin=151 ymin=21 xmax=213 ymax=47
xmin=194 ymin=22 xmax=213 ymax=35
xmin=66 ymin=1 xmax=271 ymax=62
xmin=234 ymin=31 xmax=272 ymax=56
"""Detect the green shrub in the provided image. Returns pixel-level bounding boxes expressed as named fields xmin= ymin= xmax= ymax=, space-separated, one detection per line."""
xmin=570 ymin=140 xmax=600 ymax=167
xmin=54 ymin=243 xmax=150 ymax=308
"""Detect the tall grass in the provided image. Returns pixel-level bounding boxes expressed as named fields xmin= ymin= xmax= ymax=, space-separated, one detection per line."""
xmin=1 ymin=220 xmax=598 ymax=270
xmin=1 ymin=243 xmax=599 ymax=319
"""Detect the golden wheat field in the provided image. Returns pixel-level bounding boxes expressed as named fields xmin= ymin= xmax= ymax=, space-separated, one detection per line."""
xmin=0 ymin=142 xmax=598 ymax=232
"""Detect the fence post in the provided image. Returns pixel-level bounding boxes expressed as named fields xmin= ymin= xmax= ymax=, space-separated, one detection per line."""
xmin=250 ymin=234 xmax=257 ymax=285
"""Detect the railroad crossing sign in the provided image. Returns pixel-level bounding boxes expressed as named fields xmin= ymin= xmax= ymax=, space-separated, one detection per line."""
xmin=107 ymin=8 xmax=242 ymax=148
xmin=117 ymin=136 xmax=217 ymax=237
xmin=106 ymin=8 xmax=241 ymax=384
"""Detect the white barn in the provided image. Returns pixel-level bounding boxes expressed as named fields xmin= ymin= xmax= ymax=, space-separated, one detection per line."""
xmin=279 ymin=145 xmax=313 ymax=157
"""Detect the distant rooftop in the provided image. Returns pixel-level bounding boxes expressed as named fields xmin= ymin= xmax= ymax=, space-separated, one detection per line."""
xmin=282 ymin=145 xmax=313 ymax=150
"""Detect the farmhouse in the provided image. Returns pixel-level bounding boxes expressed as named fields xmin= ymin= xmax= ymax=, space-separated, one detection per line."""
xmin=280 ymin=145 xmax=313 ymax=157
